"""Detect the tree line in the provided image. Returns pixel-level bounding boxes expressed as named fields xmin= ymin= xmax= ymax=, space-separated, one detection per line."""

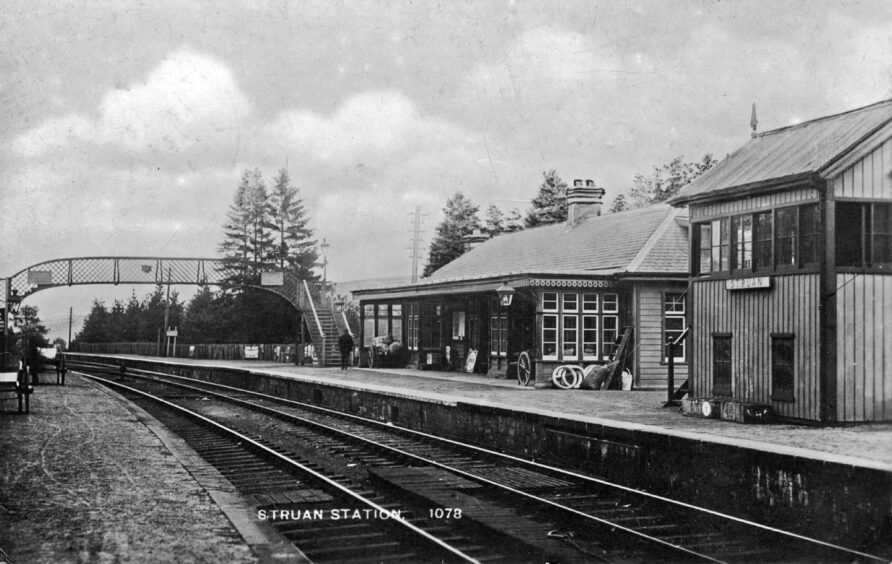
xmin=74 ymin=168 xmax=317 ymax=346
xmin=423 ymin=153 xmax=717 ymax=276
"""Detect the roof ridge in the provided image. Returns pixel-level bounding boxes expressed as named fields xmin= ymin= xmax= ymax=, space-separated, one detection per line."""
xmin=624 ymin=207 xmax=679 ymax=273
xmin=755 ymin=98 xmax=892 ymax=138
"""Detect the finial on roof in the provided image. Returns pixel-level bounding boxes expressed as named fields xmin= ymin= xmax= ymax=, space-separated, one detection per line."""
xmin=750 ymin=103 xmax=758 ymax=137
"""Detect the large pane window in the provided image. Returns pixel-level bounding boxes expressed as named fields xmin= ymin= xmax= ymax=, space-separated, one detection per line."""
xmin=490 ymin=302 xmax=507 ymax=358
xmin=376 ymin=304 xmax=389 ymax=338
xmin=799 ymin=204 xmax=820 ymax=266
xmin=872 ymin=203 xmax=892 ymax=266
xmin=541 ymin=291 xmax=618 ymax=361
xmin=771 ymin=334 xmax=795 ymax=401
xmin=836 ymin=202 xmax=892 ymax=269
xmin=731 ymin=215 xmax=752 ymax=272
xmin=753 ymin=211 xmax=773 ymax=270
xmin=836 ymin=202 xmax=865 ymax=267
xmin=697 ymin=223 xmax=712 ymax=274
xmin=363 ymin=304 xmax=375 ymax=346
xmin=420 ymin=303 xmax=442 ymax=349
xmin=664 ymin=293 xmax=686 ymax=363
xmin=712 ymin=335 xmax=732 ymax=397
xmin=711 ymin=218 xmax=729 ymax=272
xmin=775 ymin=207 xmax=798 ymax=267
xmin=582 ymin=316 xmax=598 ymax=360
xmin=562 ymin=315 xmax=578 ymax=359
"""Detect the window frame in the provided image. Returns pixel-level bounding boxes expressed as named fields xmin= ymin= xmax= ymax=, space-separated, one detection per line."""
xmin=662 ymin=292 xmax=686 ymax=364
xmin=712 ymin=333 xmax=732 ymax=397
xmin=770 ymin=333 xmax=796 ymax=402
xmin=692 ymin=201 xmax=822 ymax=278
xmin=540 ymin=290 xmax=618 ymax=361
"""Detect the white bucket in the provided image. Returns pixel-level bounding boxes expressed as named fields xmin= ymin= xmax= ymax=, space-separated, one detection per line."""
xmin=621 ymin=369 xmax=633 ymax=390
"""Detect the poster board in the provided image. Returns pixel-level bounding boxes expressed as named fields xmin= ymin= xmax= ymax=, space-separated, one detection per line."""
xmin=465 ymin=349 xmax=478 ymax=373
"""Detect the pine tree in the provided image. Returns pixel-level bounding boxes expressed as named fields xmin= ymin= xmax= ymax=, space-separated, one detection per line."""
xmin=268 ymin=168 xmax=318 ymax=279
xmin=524 ymin=170 xmax=568 ymax=228
xmin=423 ymin=192 xmax=480 ymax=277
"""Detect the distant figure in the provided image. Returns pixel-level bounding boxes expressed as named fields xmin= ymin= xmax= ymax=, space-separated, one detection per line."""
xmin=338 ymin=329 xmax=355 ymax=370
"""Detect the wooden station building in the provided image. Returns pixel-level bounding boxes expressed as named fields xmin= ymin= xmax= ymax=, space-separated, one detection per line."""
xmin=670 ymin=98 xmax=892 ymax=423
xmin=354 ymin=182 xmax=691 ymax=389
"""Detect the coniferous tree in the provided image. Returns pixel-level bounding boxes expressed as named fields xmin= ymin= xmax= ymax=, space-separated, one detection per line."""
xmin=423 ymin=192 xmax=481 ymax=277
xmin=219 ymin=171 xmax=254 ymax=286
xmin=524 ymin=170 xmax=568 ymax=228
xmin=268 ymin=168 xmax=318 ymax=279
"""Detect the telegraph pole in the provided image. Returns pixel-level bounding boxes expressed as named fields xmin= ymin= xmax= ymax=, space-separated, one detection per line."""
xmin=408 ymin=206 xmax=426 ymax=283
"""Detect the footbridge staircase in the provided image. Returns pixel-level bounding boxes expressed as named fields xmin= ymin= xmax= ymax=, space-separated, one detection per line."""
xmin=2 ymin=257 xmax=347 ymax=367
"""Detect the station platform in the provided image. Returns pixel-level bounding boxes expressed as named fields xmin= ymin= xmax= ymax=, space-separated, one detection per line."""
xmin=94 ymin=355 xmax=892 ymax=472
xmin=0 ymin=372 xmax=301 ymax=564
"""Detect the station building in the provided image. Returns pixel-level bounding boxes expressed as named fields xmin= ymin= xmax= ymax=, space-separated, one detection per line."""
xmin=670 ymin=98 xmax=892 ymax=423
xmin=353 ymin=182 xmax=691 ymax=390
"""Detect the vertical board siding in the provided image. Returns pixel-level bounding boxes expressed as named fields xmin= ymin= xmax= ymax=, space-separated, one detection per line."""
xmin=836 ymin=274 xmax=892 ymax=422
xmin=691 ymin=274 xmax=821 ymax=421
xmin=834 ymin=138 xmax=892 ymax=199
xmin=690 ymin=188 xmax=819 ymax=220
xmin=635 ymin=286 xmax=688 ymax=389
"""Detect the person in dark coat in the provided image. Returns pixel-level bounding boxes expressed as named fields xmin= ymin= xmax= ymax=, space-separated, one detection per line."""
xmin=338 ymin=329 xmax=354 ymax=370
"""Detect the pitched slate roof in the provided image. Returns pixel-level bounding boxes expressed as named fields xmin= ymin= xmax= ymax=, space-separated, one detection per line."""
xmin=671 ymin=98 xmax=892 ymax=205
xmin=354 ymin=205 xmax=688 ymax=297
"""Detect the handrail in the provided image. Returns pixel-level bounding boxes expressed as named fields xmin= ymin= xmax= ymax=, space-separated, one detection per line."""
xmin=664 ymin=324 xmax=691 ymax=407
xmin=302 ymin=280 xmax=326 ymax=365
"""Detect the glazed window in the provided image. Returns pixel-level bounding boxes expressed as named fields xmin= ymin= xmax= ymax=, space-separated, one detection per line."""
xmin=582 ymin=316 xmax=598 ymax=360
xmin=873 ymin=203 xmax=892 ymax=267
xmin=489 ymin=306 xmax=508 ymax=357
xmin=663 ymin=293 xmax=686 ymax=363
xmin=711 ymin=218 xmax=730 ymax=272
xmin=771 ymin=334 xmax=795 ymax=402
xmin=562 ymin=292 xmax=578 ymax=313
xmin=602 ymin=293 xmax=618 ymax=313
xmin=775 ymin=207 xmax=798 ymax=268
xmin=602 ymin=315 xmax=619 ymax=359
xmin=363 ymin=304 xmax=375 ymax=346
xmin=582 ymin=293 xmax=599 ymax=312
xmin=712 ymin=334 xmax=732 ymax=397
xmin=697 ymin=222 xmax=712 ymax=274
xmin=542 ymin=292 xmax=558 ymax=312
xmin=799 ymin=204 xmax=820 ymax=267
xmin=406 ymin=303 xmax=418 ymax=351
xmin=836 ymin=202 xmax=892 ymax=269
xmin=562 ymin=315 xmax=578 ymax=360
xmin=542 ymin=315 xmax=558 ymax=360
xmin=753 ymin=211 xmax=773 ymax=270
xmin=376 ymin=304 xmax=389 ymax=338
xmin=731 ymin=215 xmax=752 ymax=272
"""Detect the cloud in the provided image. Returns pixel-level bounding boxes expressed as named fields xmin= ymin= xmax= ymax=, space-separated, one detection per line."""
xmin=11 ymin=48 xmax=251 ymax=159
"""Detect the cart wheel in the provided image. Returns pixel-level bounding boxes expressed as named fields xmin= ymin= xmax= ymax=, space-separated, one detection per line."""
xmin=516 ymin=351 xmax=533 ymax=386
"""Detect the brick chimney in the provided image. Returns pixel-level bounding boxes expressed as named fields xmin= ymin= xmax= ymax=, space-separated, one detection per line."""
xmin=567 ymin=179 xmax=606 ymax=225
xmin=462 ymin=228 xmax=489 ymax=252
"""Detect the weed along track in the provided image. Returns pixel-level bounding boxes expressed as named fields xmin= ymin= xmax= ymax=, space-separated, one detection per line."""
xmin=74 ymin=359 xmax=891 ymax=563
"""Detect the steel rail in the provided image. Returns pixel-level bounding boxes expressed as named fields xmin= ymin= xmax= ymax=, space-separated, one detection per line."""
xmin=78 ymin=364 xmax=718 ymax=562
xmin=76 ymin=370 xmax=481 ymax=564
xmin=72 ymin=360 xmax=888 ymax=563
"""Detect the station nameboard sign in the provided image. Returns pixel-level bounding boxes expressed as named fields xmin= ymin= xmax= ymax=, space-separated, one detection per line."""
xmin=27 ymin=270 xmax=53 ymax=285
xmin=726 ymin=276 xmax=771 ymax=291
xmin=261 ymin=271 xmax=284 ymax=286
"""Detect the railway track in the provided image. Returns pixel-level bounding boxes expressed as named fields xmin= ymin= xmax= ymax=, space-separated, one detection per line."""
xmin=73 ymin=359 xmax=890 ymax=563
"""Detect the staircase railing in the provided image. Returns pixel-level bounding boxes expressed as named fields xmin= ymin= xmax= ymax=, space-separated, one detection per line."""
xmin=301 ymin=279 xmax=326 ymax=366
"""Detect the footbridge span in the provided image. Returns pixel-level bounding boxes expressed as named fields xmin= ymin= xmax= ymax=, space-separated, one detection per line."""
xmin=2 ymin=257 xmax=345 ymax=366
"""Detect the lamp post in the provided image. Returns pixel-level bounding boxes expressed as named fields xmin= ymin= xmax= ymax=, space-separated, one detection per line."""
xmin=496 ymin=282 xmax=515 ymax=307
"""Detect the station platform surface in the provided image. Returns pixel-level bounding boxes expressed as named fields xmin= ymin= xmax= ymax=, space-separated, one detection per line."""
xmin=0 ymin=372 xmax=302 ymax=564
xmin=101 ymin=355 xmax=892 ymax=472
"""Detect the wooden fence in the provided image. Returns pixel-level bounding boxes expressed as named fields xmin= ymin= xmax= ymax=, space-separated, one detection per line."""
xmin=70 ymin=342 xmax=310 ymax=363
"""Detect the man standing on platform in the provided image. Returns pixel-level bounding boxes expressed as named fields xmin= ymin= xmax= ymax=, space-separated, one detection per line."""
xmin=338 ymin=329 xmax=354 ymax=370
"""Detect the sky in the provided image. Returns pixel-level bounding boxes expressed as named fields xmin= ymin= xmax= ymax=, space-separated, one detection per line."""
xmin=2 ymin=0 xmax=891 ymax=339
